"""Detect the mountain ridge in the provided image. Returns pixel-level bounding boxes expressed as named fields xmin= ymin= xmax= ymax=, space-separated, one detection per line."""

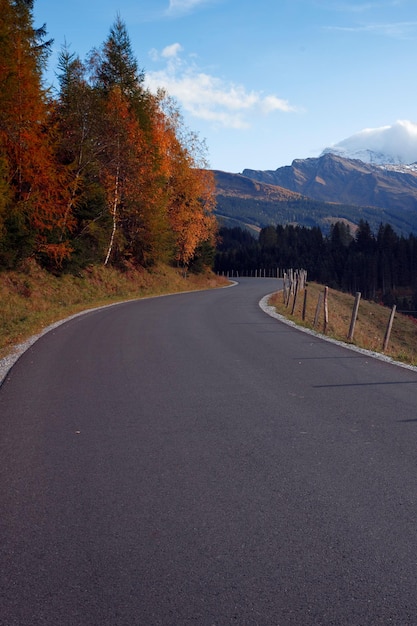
xmin=242 ymin=153 xmax=417 ymax=213
xmin=213 ymin=153 xmax=417 ymax=235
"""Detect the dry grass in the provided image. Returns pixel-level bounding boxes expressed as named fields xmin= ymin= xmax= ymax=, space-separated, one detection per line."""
xmin=0 ymin=260 xmax=229 ymax=360
xmin=269 ymin=282 xmax=417 ymax=367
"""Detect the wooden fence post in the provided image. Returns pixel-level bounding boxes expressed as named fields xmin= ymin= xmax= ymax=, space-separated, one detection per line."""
xmin=283 ymin=272 xmax=287 ymax=303
xmin=291 ymin=276 xmax=300 ymax=315
xmin=382 ymin=304 xmax=396 ymax=352
xmin=302 ymin=287 xmax=308 ymax=321
xmin=323 ymin=286 xmax=329 ymax=333
xmin=285 ymin=276 xmax=293 ymax=307
xmin=347 ymin=292 xmax=361 ymax=341
xmin=313 ymin=292 xmax=323 ymax=328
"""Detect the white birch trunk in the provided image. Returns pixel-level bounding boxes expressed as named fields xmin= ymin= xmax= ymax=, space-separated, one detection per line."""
xmin=104 ymin=164 xmax=120 ymax=266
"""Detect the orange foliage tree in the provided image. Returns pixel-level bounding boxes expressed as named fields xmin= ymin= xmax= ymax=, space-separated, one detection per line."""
xmin=0 ymin=0 xmax=73 ymax=267
xmin=91 ymin=17 xmax=175 ymax=267
xmin=157 ymin=92 xmax=217 ymax=267
xmin=0 ymin=7 xmax=217 ymax=272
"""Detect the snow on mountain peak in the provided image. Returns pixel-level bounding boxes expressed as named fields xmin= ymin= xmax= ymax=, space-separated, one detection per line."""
xmin=321 ymin=120 xmax=417 ymax=166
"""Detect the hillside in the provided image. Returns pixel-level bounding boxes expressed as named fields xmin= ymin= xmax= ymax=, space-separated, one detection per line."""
xmin=214 ymin=170 xmax=304 ymax=202
xmin=241 ymin=154 xmax=417 ymax=234
xmin=214 ymin=170 xmax=308 ymax=232
xmin=213 ymin=167 xmax=414 ymax=235
xmin=268 ymin=282 xmax=417 ymax=367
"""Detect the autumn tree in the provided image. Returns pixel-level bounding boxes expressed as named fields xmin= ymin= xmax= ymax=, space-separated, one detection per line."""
xmin=99 ymin=86 xmax=148 ymax=266
xmin=157 ymin=91 xmax=217 ymax=268
xmin=88 ymin=16 xmax=160 ymax=266
xmin=126 ymin=96 xmax=175 ymax=265
xmin=168 ymin=151 xmax=217 ymax=267
xmin=1 ymin=7 xmax=217 ymax=271
xmin=0 ymin=0 xmax=73 ymax=267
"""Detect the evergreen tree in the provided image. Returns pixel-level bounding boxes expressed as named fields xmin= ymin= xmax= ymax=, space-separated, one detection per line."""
xmin=259 ymin=225 xmax=277 ymax=249
xmin=328 ymin=222 xmax=351 ymax=287
xmin=377 ymin=223 xmax=398 ymax=295
xmin=91 ymin=15 xmax=144 ymax=99
xmin=55 ymin=46 xmax=109 ymax=268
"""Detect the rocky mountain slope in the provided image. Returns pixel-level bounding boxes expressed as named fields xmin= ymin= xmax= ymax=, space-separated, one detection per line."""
xmin=214 ymin=170 xmax=304 ymax=202
xmin=212 ymin=153 xmax=417 ymax=234
xmin=213 ymin=165 xmax=414 ymax=235
xmin=242 ymin=153 xmax=417 ymax=212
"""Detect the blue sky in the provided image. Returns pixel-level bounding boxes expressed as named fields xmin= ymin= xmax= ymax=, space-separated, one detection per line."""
xmin=34 ymin=0 xmax=417 ymax=173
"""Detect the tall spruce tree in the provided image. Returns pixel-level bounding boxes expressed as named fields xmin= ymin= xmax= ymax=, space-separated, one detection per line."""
xmin=92 ymin=15 xmax=144 ymax=99
xmin=55 ymin=46 xmax=110 ymax=267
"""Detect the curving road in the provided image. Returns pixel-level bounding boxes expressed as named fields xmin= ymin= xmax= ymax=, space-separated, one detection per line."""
xmin=1 ymin=278 xmax=417 ymax=625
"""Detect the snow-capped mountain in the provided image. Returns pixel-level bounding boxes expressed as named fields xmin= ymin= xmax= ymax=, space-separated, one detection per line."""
xmin=216 ymin=119 xmax=417 ymax=236
xmin=321 ymin=120 xmax=417 ymax=169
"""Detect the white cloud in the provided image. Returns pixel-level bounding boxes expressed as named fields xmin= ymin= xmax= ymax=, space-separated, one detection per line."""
xmin=321 ymin=0 xmax=417 ymax=38
xmin=325 ymin=2 xmax=380 ymax=12
xmin=145 ymin=46 xmax=297 ymax=129
xmin=161 ymin=43 xmax=183 ymax=58
xmin=323 ymin=120 xmax=417 ymax=164
xmin=327 ymin=20 xmax=417 ymax=37
xmin=148 ymin=43 xmax=182 ymax=63
xmin=260 ymin=95 xmax=295 ymax=114
xmin=167 ymin=0 xmax=211 ymax=15
xmin=319 ymin=0 xmax=408 ymax=12
xmin=148 ymin=48 xmax=159 ymax=62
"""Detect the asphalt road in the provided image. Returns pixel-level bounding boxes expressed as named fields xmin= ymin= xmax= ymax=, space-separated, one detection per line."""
xmin=1 ymin=278 xmax=417 ymax=625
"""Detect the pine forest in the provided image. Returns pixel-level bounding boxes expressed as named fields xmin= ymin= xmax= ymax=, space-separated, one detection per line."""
xmin=215 ymin=222 xmax=417 ymax=314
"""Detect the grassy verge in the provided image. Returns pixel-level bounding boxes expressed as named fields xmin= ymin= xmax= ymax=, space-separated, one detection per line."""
xmin=268 ymin=282 xmax=417 ymax=367
xmin=0 ymin=260 xmax=229 ymax=360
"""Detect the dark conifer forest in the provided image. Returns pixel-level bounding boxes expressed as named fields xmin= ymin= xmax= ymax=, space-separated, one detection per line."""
xmin=215 ymin=221 xmax=417 ymax=313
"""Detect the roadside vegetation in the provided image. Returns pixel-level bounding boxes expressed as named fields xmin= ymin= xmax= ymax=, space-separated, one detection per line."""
xmin=0 ymin=260 xmax=228 ymax=360
xmin=269 ymin=281 xmax=417 ymax=367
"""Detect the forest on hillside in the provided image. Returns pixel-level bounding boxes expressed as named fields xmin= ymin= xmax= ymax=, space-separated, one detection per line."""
xmin=0 ymin=0 xmax=217 ymax=273
xmin=215 ymin=193 xmax=417 ymax=236
xmin=215 ymin=222 xmax=417 ymax=313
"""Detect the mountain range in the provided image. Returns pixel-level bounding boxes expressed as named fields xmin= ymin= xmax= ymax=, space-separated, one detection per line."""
xmin=213 ymin=121 xmax=417 ymax=235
